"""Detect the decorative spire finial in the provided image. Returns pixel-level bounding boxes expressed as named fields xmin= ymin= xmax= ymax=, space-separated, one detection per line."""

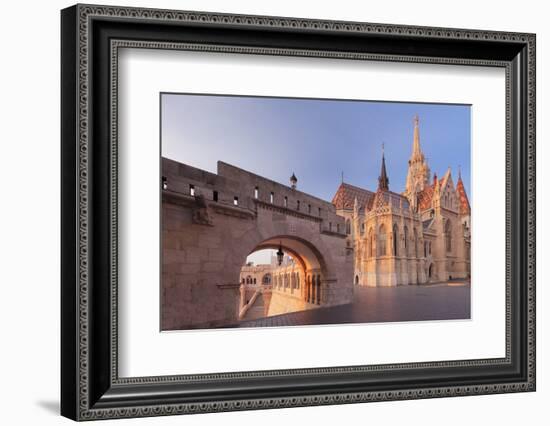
xmin=378 ymin=144 xmax=389 ymax=191
xmin=412 ymin=115 xmax=422 ymax=157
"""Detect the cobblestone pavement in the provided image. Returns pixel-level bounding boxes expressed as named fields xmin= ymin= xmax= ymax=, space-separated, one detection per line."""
xmin=228 ymin=281 xmax=470 ymax=328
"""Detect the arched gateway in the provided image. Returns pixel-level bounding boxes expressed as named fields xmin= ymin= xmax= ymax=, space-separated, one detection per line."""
xmin=161 ymin=158 xmax=354 ymax=330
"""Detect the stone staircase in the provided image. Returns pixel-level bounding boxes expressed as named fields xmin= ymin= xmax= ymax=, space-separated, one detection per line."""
xmin=244 ymin=294 xmax=266 ymax=320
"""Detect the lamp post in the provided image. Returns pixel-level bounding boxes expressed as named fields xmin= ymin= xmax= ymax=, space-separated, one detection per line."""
xmin=276 ymin=242 xmax=284 ymax=266
xmin=290 ymin=173 xmax=297 ymax=190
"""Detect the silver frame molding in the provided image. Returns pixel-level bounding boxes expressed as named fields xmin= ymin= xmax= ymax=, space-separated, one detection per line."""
xmin=61 ymin=3 xmax=536 ymax=421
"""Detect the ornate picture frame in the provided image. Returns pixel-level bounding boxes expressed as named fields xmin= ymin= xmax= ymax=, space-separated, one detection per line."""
xmin=61 ymin=4 xmax=535 ymax=421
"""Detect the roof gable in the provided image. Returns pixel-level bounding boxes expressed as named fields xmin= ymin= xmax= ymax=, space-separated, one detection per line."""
xmin=332 ymin=182 xmax=375 ymax=211
xmin=456 ymin=178 xmax=471 ymax=214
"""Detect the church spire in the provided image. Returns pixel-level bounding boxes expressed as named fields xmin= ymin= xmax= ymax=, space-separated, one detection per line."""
xmin=412 ymin=114 xmax=422 ymax=158
xmin=378 ymin=144 xmax=389 ymax=191
xmin=405 ymin=114 xmax=430 ymax=196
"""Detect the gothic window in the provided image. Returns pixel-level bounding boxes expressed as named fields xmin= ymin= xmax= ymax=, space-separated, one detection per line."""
xmin=189 ymin=184 xmax=195 ymax=196
xmin=254 ymin=186 xmax=259 ymax=199
xmin=378 ymin=224 xmax=387 ymax=256
xmin=445 ymin=220 xmax=452 ymax=252
xmin=234 ymin=196 xmax=239 ymax=206
xmin=284 ymin=196 xmax=288 ymax=208
xmin=297 ymin=200 xmax=300 ymax=211
xmin=361 ymin=222 xmax=365 ymax=235
xmin=413 ymin=228 xmax=418 ymax=257
xmin=368 ymin=228 xmax=374 ymax=257
xmin=253 ymin=278 xmax=256 ymax=284
xmin=346 ymin=219 xmax=351 ymax=234
xmin=392 ymin=224 xmax=399 ymax=256
xmin=270 ymin=192 xmax=274 ymax=203
xmin=308 ymin=204 xmax=312 ymax=214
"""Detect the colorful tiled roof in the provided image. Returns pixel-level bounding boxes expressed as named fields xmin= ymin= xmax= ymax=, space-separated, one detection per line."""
xmin=417 ymin=172 xmax=445 ymax=211
xmin=417 ymin=185 xmax=434 ymax=210
xmin=456 ymin=177 xmax=471 ymax=214
xmin=331 ymin=183 xmax=375 ymax=210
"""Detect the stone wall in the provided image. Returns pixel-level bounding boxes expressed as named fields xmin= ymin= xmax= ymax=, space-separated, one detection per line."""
xmin=161 ymin=157 xmax=353 ymax=330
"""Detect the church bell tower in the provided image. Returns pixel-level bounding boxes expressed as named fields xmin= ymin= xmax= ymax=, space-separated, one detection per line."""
xmin=405 ymin=115 xmax=431 ymax=200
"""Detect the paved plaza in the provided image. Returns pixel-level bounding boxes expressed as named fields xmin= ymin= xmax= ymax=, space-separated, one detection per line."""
xmin=229 ymin=281 xmax=470 ymax=328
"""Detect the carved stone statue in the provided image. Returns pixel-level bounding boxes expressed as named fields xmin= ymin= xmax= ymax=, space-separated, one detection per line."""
xmin=192 ymin=192 xmax=213 ymax=226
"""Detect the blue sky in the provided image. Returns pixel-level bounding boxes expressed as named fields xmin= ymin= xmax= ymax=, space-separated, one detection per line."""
xmin=161 ymin=93 xmax=471 ymax=264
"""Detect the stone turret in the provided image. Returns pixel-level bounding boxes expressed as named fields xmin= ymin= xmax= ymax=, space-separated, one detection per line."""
xmin=405 ymin=115 xmax=431 ymax=198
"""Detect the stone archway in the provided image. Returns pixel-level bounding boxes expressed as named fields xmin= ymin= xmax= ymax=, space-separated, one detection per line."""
xmin=238 ymin=235 xmax=331 ymax=317
xmin=162 ymin=202 xmax=353 ymax=329
xmin=235 ymin=232 xmax=352 ymax=323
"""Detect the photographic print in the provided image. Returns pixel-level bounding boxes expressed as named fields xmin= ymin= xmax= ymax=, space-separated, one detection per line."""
xmin=160 ymin=94 xmax=472 ymax=331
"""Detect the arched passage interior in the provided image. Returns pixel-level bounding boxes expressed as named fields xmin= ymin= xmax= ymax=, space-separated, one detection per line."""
xmin=238 ymin=236 xmax=329 ymax=319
